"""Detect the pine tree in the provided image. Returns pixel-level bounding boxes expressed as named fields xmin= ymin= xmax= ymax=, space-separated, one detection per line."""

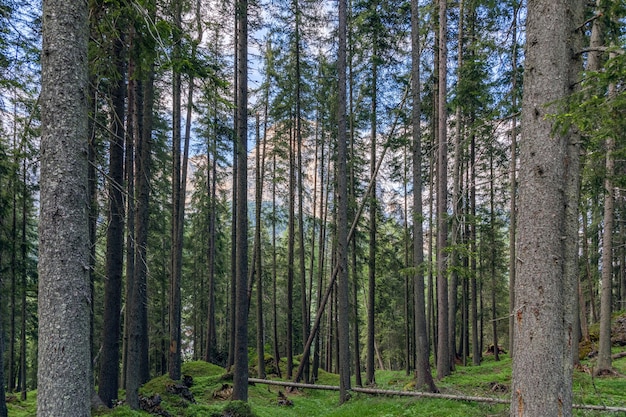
xmin=38 ymin=0 xmax=91 ymax=414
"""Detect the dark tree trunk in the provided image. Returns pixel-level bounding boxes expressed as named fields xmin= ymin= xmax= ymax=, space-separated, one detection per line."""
xmin=366 ymin=42 xmax=378 ymax=388
xmin=436 ymin=0 xmax=450 ymax=380
xmin=287 ymin=127 xmax=295 ymax=380
xmin=98 ymin=34 xmax=126 ymax=408
xmin=0 ymin=321 xmax=6 ymax=417
xmin=127 ymin=28 xmax=155 ymax=407
xmin=337 ymin=0 xmax=351 ymax=401
xmin=411 ymin=0 xmax=437 ymax=392
xmin=489 ymin=152 xmax=499 ymax=362
xmin=508 ymin=0 xmax=520 ymax=357
xmin=271 ymin=153 xmax=282 ymax=378
xmin=232 ymin=0 xmax=249 ymax=399
xmin=255 ymin=113 xmax=266 ymax=379
xmin=169 ymin=0 xmax=183 ymax=381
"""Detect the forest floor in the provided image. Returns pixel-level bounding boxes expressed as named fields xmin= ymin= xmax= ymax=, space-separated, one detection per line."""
xmin=8 ymin=346 xmax=626 ymax=417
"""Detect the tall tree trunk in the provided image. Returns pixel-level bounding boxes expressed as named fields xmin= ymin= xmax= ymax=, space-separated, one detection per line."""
xmin=38 ymin=0 xmax=90 ymax=413
xmin=122 ymin=25 xmax=139 ymax=389
xmin=337 ymin=0 xmax=351 ymax=401
xmin=293 ymin=0 xmax=310 ymax=383
xmin=127 ymin=24 xmax=155 ymax=406
xmin=0 ymin=312 xmax=6 ymax=417
xmin=98 ymin=33 xmax=126 ymax=407
xmin=470 ymin=131 xmax=479 ymax=366
xmin=489 ymin=152 xmax=499 ymax=362
xmin=366 ymin=39 xmax=378 ymax=388
xmin=9 ymin=138 xmax=16 ymax=394
xmin=287 ymin=126 xmax=295 ymax=380
xmin=232 ymin=0 xmax=249 ymax=399
xmin=448 ymin=0 xmax=464 ymax=369
xmin=510 ymin=0 xmax=582 ymax=414
xmin=312 ymin=129 xmax=328 ymax=383
xmin=169 ymin=0 xmax=183 ymax=380
xmin=347 ymin=17 xmax=362 ymax=387
xmin=404 ymin=146 xmax=412 ymax=375
xmin=205 ymin=34 xmax=220 ymax=363
xmin=255 ymin=113 xmax=266 ymax=379
xmin=19 ymin=159 xmax=27 ymax=400
xmin=564 ymin=2 xmax=583 ymax=372
xmin=271 ymin=153 xmax=282 ymax=378
xmin=591 ymin=1 xmax=613 ymax=376
xmin=228 ymin=8 xmax=239 ymax=371
xmin=436 ymin=0 xmax=450 ymax=380
xmin=412 ymin=0 xmax=437 ymax=391
xmin=205 ymin=129 xmax=218 ymax=363
xmin=508 ymin=0 xmax=519 ymax=357
xmin=597 ymin=123 xmax=615 ymax=375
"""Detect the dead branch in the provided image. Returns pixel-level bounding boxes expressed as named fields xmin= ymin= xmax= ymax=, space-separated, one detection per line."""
xmin=249 ymin=378 xmax=626 ymax=412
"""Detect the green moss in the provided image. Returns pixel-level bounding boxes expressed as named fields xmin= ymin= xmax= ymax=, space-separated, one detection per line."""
xmin=183 ymin=361 xmax=226 ymax=378
xmin=221 ymin=400 xmax=258 ymax=417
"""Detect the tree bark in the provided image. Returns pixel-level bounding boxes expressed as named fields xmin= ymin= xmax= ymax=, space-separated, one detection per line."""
xmin=255 ymin=112 xmax=266 ymax=379
xmin=411 ymin=0 xmax=437 ymax=392
xmin=98 ymin=33 xmax=126 ymax=408
xmin=366 ymin=33 xmax=378 ymax=388
xmin=436 ymin=0 xmax=450 ymax=380
xmin=508 ymin=0 xmax=520 ymax=358
xmin=38 ymin=0 xmax=90 ymax=413
xmin=597 ymin=130 xmax=614 ymax=374
xmin=510 ymin=1 xmax=582 ymax=415
xmin=232 ymin=0 xmax=249 ymax=399
xmin=126 ymin=21 xmax=155 ymax=406
xmin=337 ymin=0 xmax=351 ymax=401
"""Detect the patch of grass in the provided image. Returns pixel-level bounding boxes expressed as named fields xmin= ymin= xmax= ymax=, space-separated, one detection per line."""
xmin=5 ymin=391 xmax=37 ymax=417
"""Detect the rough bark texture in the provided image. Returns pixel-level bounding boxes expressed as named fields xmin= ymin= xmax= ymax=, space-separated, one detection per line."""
xmin=38 ymin=0 xmax=91 ymax=414
xmin=126 ymin=44 xmax=155 ymax=408
xmin=169 ymin=0 xmax=183 ymax=382
xmin=508 ymin=1 xmax=519 ymax=356
xmin=366 ymin=42 xmax=378 ymax=388
xmin=597 ymin=137 xmax=614 ymax=373
xmin=411 ymin=0 xmax=437 ymax=393
xmin=337 ymin=0 xmax=351 ymax=402
xmin=436 ymin=0 xmax=450 ymax=380
xmin=232 ymin=0 xmax=249 ymax=400
xmin=510 ymin=1 xmax=581 ymax=415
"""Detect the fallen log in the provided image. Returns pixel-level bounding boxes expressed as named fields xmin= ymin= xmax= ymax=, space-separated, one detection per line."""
xmin=248 ymin=378 xmax=626 ymax=413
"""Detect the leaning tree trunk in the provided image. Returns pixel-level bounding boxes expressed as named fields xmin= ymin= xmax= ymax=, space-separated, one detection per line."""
xmin=38 ymin=0 xmax=90 ymax=414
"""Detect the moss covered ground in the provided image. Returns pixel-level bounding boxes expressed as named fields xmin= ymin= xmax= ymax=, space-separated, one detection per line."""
xmin=7 ymin=351 xmax=626 ymax=416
